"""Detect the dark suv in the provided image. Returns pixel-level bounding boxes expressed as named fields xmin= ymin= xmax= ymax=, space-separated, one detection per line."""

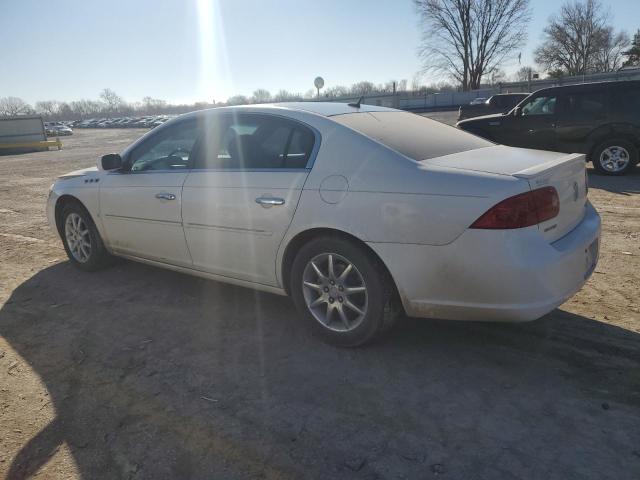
xmin=457 ymin=80 xmax=640 ymax=175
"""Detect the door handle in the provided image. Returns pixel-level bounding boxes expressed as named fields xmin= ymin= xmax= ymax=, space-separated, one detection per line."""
xmin=155 ymin=193 xmax=176 ymax=200
xmin=255 ymin=196 xmax=285 ymax=207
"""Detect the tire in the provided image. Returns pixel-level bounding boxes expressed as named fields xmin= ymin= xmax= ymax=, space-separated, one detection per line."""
xmin=592 ymin=139 xmax=638 ymax=175
xmin=290 ymin=236 xmax=399 ymax=347
xmin=60 ymin=202 xmax=112 ymax=271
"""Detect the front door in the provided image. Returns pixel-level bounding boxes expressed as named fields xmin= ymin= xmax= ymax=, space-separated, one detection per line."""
xmin=502 ymin=94 xmax=559 ymax=151
xmin=99 ymin=119 xmax=200 ymax=266
xmin=182 ymin=113 xmax=317 ymax=286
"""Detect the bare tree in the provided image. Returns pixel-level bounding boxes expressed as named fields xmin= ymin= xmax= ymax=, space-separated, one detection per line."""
xmin=273 ymin=90 xmax=301 ymax=102
xmin=350 ymin=81 xmax=376 ymax=95
xmin=513 ymin=65 xmax=534 ymax=81
xmin=70 ymin=99 xmax=103 ymax=117
xmin=414 ymin=0 xmax=531 ymax=91
xmin=0 ymin=97 xmax=33 ymax=116
xmin=534 ymin=0 xmax=628 ymax=75
xmin=251 ymin=89 xmax=272 ymax=104
xmin=141 ymin=96 xmax=167 ymax=114
xmin=489 ymin=68 xmax=507 ymax=85
xmin=592 ymin=27 xmax=630 ymax=72
xmin=35 ymin=100 xmax=61 ymax=118
xmin=411 ymin=73 xmax=424 ymax=92
xmin=324 ymin=85 xmax=349 ymax=98
xmin=99 ymin=88 xmax=124 ymax=112
xmin=226 ymin=95 xmax=249 ymax=106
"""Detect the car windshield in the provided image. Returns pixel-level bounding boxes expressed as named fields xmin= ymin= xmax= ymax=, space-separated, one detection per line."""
xmin=332 ymin=111 xmax=492 ymax=160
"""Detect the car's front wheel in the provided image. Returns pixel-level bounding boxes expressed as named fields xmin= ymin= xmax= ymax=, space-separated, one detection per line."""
xmin=60 ymin=202 xmax=112 ymax=271
xmin=592 ymin=139 xmax=638 ymax=175
xmin=290 ymin=236 xmax=398 ymax=347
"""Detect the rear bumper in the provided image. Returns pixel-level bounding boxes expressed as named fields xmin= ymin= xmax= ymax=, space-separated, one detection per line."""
xmin=368 ymin=202 xmax=601 ymax=322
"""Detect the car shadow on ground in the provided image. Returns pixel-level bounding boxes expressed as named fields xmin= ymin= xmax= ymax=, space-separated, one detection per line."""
xmin=587 ymin=167 xmax=640 ymax=195
xmin=2 ymin=261 xmax=639 ymax=479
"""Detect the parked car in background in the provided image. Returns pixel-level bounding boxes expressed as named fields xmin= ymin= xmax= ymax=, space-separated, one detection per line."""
xmin=457 ymin=81 xmax=640 ymax=175
xmin=44 ymin=122 xmax=73 ymax=136
xmin=458 ymin=93 xmax=530 ymax=120
xmin=47 ymin=103 xmax=600 ymax=346
xmin=469 ymin=97 xmax=488 ymax=105
xmin=69 ymin=115 xmax=176 ymax=129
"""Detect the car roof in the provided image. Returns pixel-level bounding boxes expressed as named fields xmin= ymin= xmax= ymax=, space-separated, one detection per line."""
xmin=182 ymin=102 xmax=399 ymax=120
xmin=532 ymin=80 xmax=640 ymax=95
xmin=272 ymin=102 xmax=398 ymax=116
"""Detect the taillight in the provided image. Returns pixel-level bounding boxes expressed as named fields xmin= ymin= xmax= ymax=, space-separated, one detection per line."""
xmin=470 ymin=187 xmax=559 ymax=229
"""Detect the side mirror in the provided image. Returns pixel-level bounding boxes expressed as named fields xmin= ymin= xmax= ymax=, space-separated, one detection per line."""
xmin=99 ymin=153 xmax=123 ymax=171
xmin=513 ymin=106 xmax=522 ymax=116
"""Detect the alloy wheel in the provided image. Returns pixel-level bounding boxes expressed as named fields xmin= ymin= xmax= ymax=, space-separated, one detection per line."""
xmin=301 ymin=253 xmax=368 ymax=332
xmin=599 ymin=146 xmax=630 ymax=173
xmin=65 ymin=213 xmax=91 ymax=263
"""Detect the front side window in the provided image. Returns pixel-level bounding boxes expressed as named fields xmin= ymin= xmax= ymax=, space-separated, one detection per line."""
xmin=521 ymin=96 xmax=557 ymax=116
xmin=195 ymin=114 xmax=315 ymax=170
xmin=129 ymin=121 xmax=200 ymax=171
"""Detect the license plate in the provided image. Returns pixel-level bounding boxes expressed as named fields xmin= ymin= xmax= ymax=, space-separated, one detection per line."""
xmin=584 ymin=238 xmax=599 ymax=279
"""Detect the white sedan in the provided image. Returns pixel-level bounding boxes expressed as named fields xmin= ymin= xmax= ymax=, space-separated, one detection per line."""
xmin=47 ymin=103 xmax=601 ymax=346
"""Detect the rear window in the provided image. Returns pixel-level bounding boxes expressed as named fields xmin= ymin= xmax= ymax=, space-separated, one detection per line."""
xmin=332 ymin=111 xmax=491 ymax=161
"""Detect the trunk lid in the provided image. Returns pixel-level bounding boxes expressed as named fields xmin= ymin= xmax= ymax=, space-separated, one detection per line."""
xmin=513 ymin=152 xmax=587 ymax=243
xmin=423 ymin=145 xmax=588 ymax=242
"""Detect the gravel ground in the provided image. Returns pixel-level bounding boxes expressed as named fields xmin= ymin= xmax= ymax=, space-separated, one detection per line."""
xmin=1 ymin=121 xmax=639 ymax=480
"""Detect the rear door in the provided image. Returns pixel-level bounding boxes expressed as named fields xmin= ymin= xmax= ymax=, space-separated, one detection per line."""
xmin=182 ymin=113 xmax=317 ymax=286
xmin=555 ymin=87 xmax=608 ymax=153
xmin=502 ymin=93 xmax=559 ymax=150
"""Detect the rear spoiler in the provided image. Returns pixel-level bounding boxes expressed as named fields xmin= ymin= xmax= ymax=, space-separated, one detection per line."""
xmin=512 ymin=153 xmax=585 ymax=179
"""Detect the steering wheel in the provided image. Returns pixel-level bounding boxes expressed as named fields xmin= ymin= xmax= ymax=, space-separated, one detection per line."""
xmin=167 ymin=147 xmax=189 ymax=159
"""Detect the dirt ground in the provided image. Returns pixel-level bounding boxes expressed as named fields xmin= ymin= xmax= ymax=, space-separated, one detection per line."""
xmin=1 ymin=120 xmax=639 ymax=480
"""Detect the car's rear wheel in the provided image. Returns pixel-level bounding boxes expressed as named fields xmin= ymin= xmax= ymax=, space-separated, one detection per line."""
xmin=61 ymin=202 xmax=112 ymax=271
xmin=592 ymin=139 xmax=638 ymax=175
xmin=290 ymin=236 xmax=398 ymax=347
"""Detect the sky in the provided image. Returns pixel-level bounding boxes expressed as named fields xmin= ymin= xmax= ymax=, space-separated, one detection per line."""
xmin=1 ymin=0 xmax=639 ymax=106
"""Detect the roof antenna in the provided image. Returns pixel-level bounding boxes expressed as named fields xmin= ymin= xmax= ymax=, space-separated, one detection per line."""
xmin=348 ymin=96 xmax=364 ymax=108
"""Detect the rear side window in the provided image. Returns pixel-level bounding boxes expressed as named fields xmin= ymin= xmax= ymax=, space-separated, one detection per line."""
xmin=332 ymin=111 xmax=491 ymax=161
xmin=563 ymin=90 xmax=607 ymax=118
xmin=195 ymin=114 xmax=315 ymax=169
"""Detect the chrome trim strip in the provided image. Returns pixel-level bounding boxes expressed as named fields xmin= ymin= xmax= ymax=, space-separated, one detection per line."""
xmin=107 ymin=169 xmax=189 ymax=175
xmin=104 ymin=214 xmax=182 ymax=226
xmin=184 ymin=222 xmax=272 ymax=236
xmin=188 ymin=168 xmax=309 ymax=173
